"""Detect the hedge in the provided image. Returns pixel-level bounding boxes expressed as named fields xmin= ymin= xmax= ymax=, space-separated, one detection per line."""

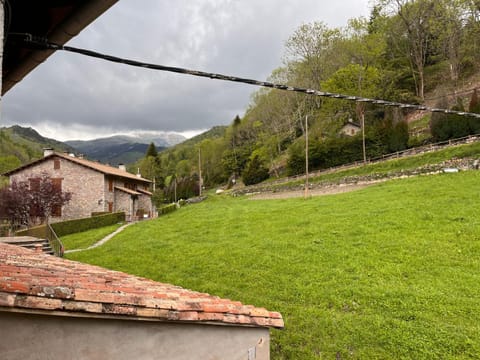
xmin=51 ymin=212 xmax=125 ymax=237
xmin=158 ymin=203 xmax=177 ymax=215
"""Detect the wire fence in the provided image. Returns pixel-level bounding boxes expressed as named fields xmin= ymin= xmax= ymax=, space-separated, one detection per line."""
xmin=248 ymin=133 xmax=480 ymax=189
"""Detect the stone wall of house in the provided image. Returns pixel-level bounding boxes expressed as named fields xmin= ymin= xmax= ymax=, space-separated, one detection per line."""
xmin=10 ymin=156 xmax=105 ymax=221
xmin=114 ymin=190 xmax=133 ymax=220
xmin=9 ymin=157 xmax=154 ymax=222
xmin=137 ymin=194 xmax=153 ymax=217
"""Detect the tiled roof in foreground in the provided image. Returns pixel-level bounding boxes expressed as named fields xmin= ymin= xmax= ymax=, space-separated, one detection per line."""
xmin=0 ymin=244 xmax=284 ymax=329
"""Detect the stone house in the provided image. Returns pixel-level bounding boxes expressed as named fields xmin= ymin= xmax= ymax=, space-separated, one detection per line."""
xmin=339 ymin=119 xmax=362 ymax=137
xmin=3 ymin=149 xmax=153 ymax=222
xmin=0 ymin=243 xmax=284 ymax=360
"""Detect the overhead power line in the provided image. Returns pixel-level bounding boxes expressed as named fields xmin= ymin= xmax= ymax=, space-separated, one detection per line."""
xmin=19 ymin=34 xmax=480 ymax=120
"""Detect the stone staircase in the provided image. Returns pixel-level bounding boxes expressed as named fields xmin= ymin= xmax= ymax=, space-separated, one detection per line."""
xmin=0 ymin=236 xmax=54 ymax=255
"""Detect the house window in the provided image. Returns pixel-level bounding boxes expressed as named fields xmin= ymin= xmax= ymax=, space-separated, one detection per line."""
xmin=109 ymin=179 xmax=113 ymax=192
xmin=29 ymin=178 xmax=40 ymax=192
xmin=52 ymin=178 xmax=62 ymax=192
xmin=52 ymin=204 xmax=62 ymax=217
xmin=54 ymin=159 xmax=60 ymax=170
xmin=124 ymin=182 xmax=135 ymax=190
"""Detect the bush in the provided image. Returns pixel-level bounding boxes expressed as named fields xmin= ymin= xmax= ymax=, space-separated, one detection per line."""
xmin=158 ymin=203 xmax=177 ymax=215
xmin=242 ymin=155 xmax=270 ymax=185
xmin=286 ymin=141 xmax=306 ymax=176
xmin=51 ymin=212 xmax=125 ymax=237
xmin=164 ymin=175 xmax=199 ymax=203
xmin=430 ymin=98 xmax=477 ymax=141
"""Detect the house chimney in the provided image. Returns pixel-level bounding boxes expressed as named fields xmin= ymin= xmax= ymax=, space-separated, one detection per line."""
xmin=118 ymin=164 xmax=126 ymax=171
xmin=136 ymin=168 xmax=142 ymax=178
xmin=78 ymin=154 xmax=84 ymax=159
xmin=43 ymin=148 xmax=54 ymax=157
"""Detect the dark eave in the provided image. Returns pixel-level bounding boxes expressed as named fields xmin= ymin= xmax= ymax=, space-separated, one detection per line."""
xmin=3 ymin=0 xmax=118 ymax=95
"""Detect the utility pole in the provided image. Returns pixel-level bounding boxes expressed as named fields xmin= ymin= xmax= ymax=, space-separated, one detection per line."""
xmin=198 ymin=147 xmax=202 ymax=196
xmin=174 ymin=176 xmax=177 ymax=203
xmin=304 ymin=115 xmax=309 ymax=199
xmin=360 ymin=109 xmax=367 ymax=165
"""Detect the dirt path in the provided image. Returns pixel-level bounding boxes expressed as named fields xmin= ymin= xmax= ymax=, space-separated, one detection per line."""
xmin=64 ymin=222 xmax=134 ymax=254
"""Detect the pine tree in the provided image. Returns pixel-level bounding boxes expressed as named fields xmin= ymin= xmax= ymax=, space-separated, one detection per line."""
xmin=468 ymin=89 xmax=480 ymax=134
xmin=145 ymin=142 xmax=158 ymax=158
xmin=242 ymin=156 xmax=269 ymax=186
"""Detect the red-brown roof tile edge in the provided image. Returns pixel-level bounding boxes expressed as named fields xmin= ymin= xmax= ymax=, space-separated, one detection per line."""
xmin=2 ymin=153 xmax=151 ymax=183
xmin=0 ymin=292 xmax=284 ymax=329
xmin=0 ymin=244 xmax=284 ymax=329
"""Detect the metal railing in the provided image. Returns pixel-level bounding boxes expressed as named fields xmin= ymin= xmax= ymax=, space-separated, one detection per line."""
xmin=15 ymin=223 xmax=64 ymax=257
xmin=46 ymin=223 xmax=64 ymax=257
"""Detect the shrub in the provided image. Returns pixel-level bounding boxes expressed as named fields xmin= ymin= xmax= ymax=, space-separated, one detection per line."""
xmin=51 ymin=212 xmax=125 ymax=237
xmin=242 ymin=155 xmax=270 ymax=185
xmin=158 ymin=203 xmax=177 ymax=215
xmin=163 ymin=175 xmax=199 ymax=203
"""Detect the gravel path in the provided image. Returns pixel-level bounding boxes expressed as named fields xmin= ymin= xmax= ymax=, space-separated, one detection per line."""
xmin=64 ymin=222 xmax=134 ymax=254
xmin=248 ymin=182 xmax=381 ymax=200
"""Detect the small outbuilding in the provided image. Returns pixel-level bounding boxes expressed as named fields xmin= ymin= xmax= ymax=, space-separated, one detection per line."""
xmin=339 ymin=119 xmax=362 ymax=137
xmin=0 ymin=243 xmax=284 ymax=360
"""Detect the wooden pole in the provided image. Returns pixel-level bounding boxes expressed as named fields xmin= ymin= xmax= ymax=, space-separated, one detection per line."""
xmin=174 ymin=177 xmax=177 ymax=203
xmin=305 ymin=116 xmax=309 ymax=198
xmin=361 ymin=110 xmax=367 ymax=165
xmin=198 ymin=147 xmax=202 ymax=196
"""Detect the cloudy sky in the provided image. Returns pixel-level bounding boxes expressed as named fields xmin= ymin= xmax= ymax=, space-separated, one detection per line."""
xmin=2 ymin=0 xmax=371 ymax=141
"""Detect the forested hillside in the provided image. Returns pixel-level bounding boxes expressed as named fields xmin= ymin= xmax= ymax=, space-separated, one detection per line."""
xmin=134 ymin=0 xmax=480 ymax=202
xmin=0 ymin=126 xmax=74 ymax=175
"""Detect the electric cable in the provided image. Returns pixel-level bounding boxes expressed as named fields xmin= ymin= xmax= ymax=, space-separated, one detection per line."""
xmin=16 ymin=34 xmax=480 ymax=120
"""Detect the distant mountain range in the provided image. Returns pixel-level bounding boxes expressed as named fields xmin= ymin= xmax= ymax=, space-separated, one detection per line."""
xmin=66 ymin=133 xmax=185 ymax=165
xmin=0 ymin=126 xmax=188 ymax=172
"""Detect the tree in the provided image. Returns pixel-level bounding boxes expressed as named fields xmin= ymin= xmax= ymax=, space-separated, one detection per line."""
xmin=145 ymin=142 xmax=158 ymax=158
xmin=430 ymin=96 xmax=451 ymax=141
xmin=138 ymin=155 xmax=163 ymax=187
xmin=0 ymin=180 xmax=31 ymax=230
xmin=0 ymin=173 xmax=72 ymax=227
xmin=378 ymin=0 xmax=438 ymax=99
xmin=242 ymin=156 xmax=270 ymax=186
xmin=468 ymin=88 xmax=480 ymax=134
xmin=29 ymin=172 xmax=72 ymax=224
xmin=284 ymin=21 xmax=344 ymax=89
xmin=431 ymin=97 xmax=472 ymax=141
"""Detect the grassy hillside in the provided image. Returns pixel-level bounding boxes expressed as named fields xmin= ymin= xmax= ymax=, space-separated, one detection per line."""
xmin=67 ymin=171 xmax=480 ymax=359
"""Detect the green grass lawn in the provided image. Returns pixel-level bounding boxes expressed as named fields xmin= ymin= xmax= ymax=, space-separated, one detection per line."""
xmin=67 ymin=171 xmax=480 ymax=359
xmin=61 ymin=223 xmax=124 ymax=250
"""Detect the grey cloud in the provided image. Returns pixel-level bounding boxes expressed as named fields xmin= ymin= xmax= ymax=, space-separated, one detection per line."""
xmin=2 ymin=0 xmax=370 ymax=140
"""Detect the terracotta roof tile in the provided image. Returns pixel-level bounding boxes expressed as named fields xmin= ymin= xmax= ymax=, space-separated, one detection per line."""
xmin=114 ymin=186 xmax=141 ymax=196
xmin=0 ymin=244 xmax=284 ymax=329
xmin=3 ymin=153 xmax=151 ymax=183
